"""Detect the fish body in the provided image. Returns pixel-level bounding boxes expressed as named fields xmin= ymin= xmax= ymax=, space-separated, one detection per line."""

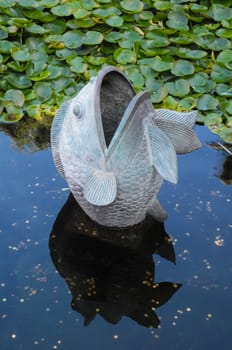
xmin=51 ymin=66 xmax=201 ymax=227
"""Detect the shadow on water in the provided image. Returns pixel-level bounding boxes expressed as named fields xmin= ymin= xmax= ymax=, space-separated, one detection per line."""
xmin=49 ymin=194 xmax=181 ymax=329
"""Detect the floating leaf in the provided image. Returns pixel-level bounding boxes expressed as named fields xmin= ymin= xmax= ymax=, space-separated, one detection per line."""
xmin=113 ymin=48 xmax=137 ymax=64
xmin=179 ymin=97 xmax=197 ymax=110
xmin=34 ymin=82 xmax=53 ymax=102
xmin=87 ymin=56 xmax=106 ymax=65
xmin=6 ymin=74 xmax=32 ymax=89
xmin=211 ymin=64 xmax=232 ymax=83
xmin=12 ymin=48 xmax=31 ymax=62
xmin=175 ymin=48 xmax=207 ymax=60
xmin=216 ymin=50 xmax=232 ymax=63
xmin=62 ymin=31 xmax=83 ymax=49
xmin=210 ymin=4 xmax=232 ymax=22
xmin=171 ymin=60 xmax=194 ymax=76
xmin=152 ymin=56 xmax=173 ymax=72
xmin=93 ymin=7 xmax=121 ymax=18
xmin=68 ymin=57 xmax=88 ymax=73
xmin=146 ymin=29 xmax=170 ymax=47
xmin=167 ymin=6 xmax=189 ymax=31
xmin=197 ymin=94 xmax=219 ymax=110
xmin=120 ymin=0 xmax=143 ymax=13
xmin=125 ymin=68 xmax=144 ymax=89
xmin=106 ymin=15 xmax=124 ymax=27
xmin=219 ymin=128 xmax=232 ymax=143
xmin=216 ymin=84 xmax=232 ymax=97
xmin=166 ymin=79 xmax=190 ymax=97
xmin=4 ymin=89 xmax=25 ymax=107
xmin=82 ymin=31 xmax=104 ymax=45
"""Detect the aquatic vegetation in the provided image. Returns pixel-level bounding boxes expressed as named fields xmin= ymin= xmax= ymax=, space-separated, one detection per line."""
xmin=0 ymin=0 xmax=232 ymax=143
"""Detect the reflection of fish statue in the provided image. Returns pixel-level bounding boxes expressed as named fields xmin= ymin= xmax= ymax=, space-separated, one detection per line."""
xmin=51 ymin=66 xmax=201 ymax=227
xmin=49 ymin=194 xmax=181 ymax=328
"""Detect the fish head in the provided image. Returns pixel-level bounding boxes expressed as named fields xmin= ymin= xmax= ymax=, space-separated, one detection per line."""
xmin=67 ymin=66 xmax=136 ymax=165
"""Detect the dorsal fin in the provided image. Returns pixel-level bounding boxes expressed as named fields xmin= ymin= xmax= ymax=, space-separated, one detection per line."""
xmin=143 ymin=118 xmax=178 ymax=184
xmin=155 ymin=118 xmax=201 ymax=154
xmin=50 ymin=101 xmax=70 ymax=178
xmin=154 ymin=109 xmax=198 ymax=128
xmin=84 ymin=170 xmax=117 ymax=206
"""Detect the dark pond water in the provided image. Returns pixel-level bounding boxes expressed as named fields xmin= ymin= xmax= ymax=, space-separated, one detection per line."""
xmin=0 ymin=125 xmax=231 ymax=350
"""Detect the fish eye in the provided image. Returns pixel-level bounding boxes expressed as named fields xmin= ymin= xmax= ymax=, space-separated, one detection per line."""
xmin=73 ymin=101 xmax=85 ymax=119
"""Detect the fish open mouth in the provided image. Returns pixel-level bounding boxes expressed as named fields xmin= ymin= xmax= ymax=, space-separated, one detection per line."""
xmin=98 ymin=68 xmax=135 ymax=147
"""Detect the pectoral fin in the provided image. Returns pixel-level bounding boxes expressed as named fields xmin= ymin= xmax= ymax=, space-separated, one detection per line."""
xmin=84 ymin=170 xmax=117 ymax=206
xmin=143 ymin=118 xmax=178 ymax=184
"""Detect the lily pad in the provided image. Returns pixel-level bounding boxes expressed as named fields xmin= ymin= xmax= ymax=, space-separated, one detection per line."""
xmin=4 ymin=89 xmax=25 ymax=107
xmin=120 ymin=0 xmax=143 ymax=13
xmin=211 ymin=64 xmax=232 ymax=83
xmin=197 ymin=94 xmax=219 ymax=111
xmin=171 ymin=60 xmax=194 ymax=76
xmin=167 ymin=7 xmax=189 ymax=31
xmin=82 ymin=31 xmax=104 ymax=45
xmin=166 ymin=79 xmax=190 ymax=97
xmin=113 ymin=48 xmax=137 ymax=64
xmin=106 ymin=15 xmax=124 ymax=27
xmin=62 ymin=31 xmax=83 ymax=49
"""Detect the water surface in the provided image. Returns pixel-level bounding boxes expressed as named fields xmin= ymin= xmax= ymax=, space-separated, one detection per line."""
xmin=0 ymin=126 xmax=231 ymax=350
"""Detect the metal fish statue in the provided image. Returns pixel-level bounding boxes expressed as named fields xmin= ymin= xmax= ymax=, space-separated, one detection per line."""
xmin=51 ymin=66 xmax=201 ymax=227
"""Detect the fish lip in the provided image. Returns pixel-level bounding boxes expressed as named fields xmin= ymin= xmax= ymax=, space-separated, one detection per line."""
xmin=94 ymin=66 xmax=136 ymax=155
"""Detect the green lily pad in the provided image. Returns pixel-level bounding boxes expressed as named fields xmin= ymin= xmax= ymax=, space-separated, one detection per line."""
xmin=216 ymin=28 xmax=232 ymax=38
xmin=175 ymin=48 xmax=207 ymax=60
xmin=151 ymin=56 xmax=173 ymax=72
xmin=171 ymin=60 xmax=194 ymax=76
xmin=73 ymin=9 xmax=90 ymax=19
xmin=82 ymin=31 xmax=104 ymax=45
xmin=68 ymin=57 xmax=88 ymax=73
xmin=104 ymin=32 xmax=122 ymax=43
xmin=44 ymin=21 xmax=67 ymax=35
xmin=34 ymin=82 xmax=53 ymax=102
xmin=87 ymin=56 xmax=106 ymax=65
xmin=52 ymin=3 xmax=78 ymax=16
xmin=211 ymin=64 xmax=232 ymax=83
xmin=120 ymin=0 xmax=143 ymax=13
xmin=12 ymin=48 xmax=31 ymax=62
xmin=0 ymin=40 xmax=13 ymax=53
xmin=106 ymin=15 xmax=124 ymax=27
xmin=166 ymin=79 xmax=190 ymax=97
xmin=167 ymin=7 xmax=189 ymax=31
xmin=4 ymin=89 xmax=25 ymax=107
xmin=62 ymin=31 xmax=83 ymax=49
xmin=216 ymin=84 xmax=232 ymax=97
xmin=0 ymin=106 xmax=24 ymax=124
xmin=153 ymin=1 xmax=171 ymax=10
xmin=0 ymin=0 xmax=16 ymax=7
xmin=7 ymin=74 xmax=32 ymax=89
xmin=93 ymin=7 xmax=121 ymax=18
xmin=25 ymin=23 xmax=48 ymax=34
xmin=113 ymin=48 xmax=137 ymax=64
xmin=197 ymin=94 xmax=219 ymax=110
xmin=216 ymin=50 xmax=232 ymax=63
xmin=163 ymin=95 xmax=179 ymax=110
xmin=210 ymin=4 xmax=232 ymax=22
xmin=219 ymin=128 xmax=232 ymax=144
xmin=146 ymin=29 xmax=170 ymax=47
xmin=179 ymin=97 xmax=197 ymax=110
xmin=125 ymin=68 xmax=144 ymax=89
